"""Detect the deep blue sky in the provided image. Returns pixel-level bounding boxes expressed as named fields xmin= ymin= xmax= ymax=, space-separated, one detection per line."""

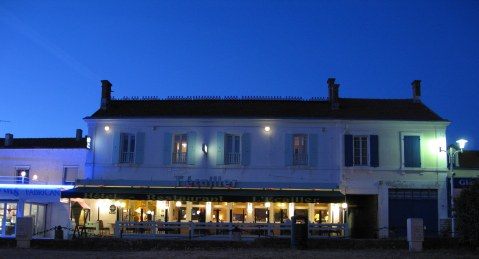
xmin=1 ymin=1 xmax=478 ymax=150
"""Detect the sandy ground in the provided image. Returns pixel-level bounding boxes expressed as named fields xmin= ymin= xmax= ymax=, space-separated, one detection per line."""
xmin=0 ymin=248 xmax=476 ymax=259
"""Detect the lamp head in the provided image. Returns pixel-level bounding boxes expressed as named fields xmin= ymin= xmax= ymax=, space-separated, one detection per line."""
xmin=456 ymin=139 xmax=468 ymax=150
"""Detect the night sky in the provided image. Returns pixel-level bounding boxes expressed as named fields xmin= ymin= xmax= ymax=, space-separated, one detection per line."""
xmin=1 ymin=1 xmax=478 ymax=149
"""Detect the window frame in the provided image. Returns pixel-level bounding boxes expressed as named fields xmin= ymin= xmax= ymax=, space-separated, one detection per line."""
xmin=292 ymin=134 xmax=308 ymax=166
xmin=119 ymin=133 xmax=136 ymax=164
xmin=172 ymin=133 xmax=188 ymax=164
xmin=224 ymin=134 xmax=241 ymax=165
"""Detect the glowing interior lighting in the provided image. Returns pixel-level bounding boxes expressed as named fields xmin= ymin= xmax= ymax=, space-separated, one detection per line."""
xmin=247 ymin=202 xmax=253 ymax=213
xmin=341 ymin=202 xmax=348 ymax=209
xmin=175 ymin=201 xmax=182 ymax=207
xmin=86 ymin=136 xmax=92 ymax=149
xmin=265 ymin=202 xmax=271 ymax=208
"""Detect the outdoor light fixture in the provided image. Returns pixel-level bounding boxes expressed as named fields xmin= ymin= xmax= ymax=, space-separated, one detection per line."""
xmin=32 ymin=174 xmax=38 ymax=181
xmin=104 ymin=125 xmax=110 ymax=132
xmin=449 ymin=138 xmax=467 ymax=238
xmin=86 ymin=136 xmax=91 ymax=149
xmin=175 ymin=201 xmax=182 ymax=207
xmin=202 ymin=144 xmax=208 ymax=154
xmin=264 ymin=126 xmax=271 ymax=132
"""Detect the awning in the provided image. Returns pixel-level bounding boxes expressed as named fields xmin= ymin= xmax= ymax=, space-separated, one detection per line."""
xmin=61 ymin=187 xmax=344 ymax=203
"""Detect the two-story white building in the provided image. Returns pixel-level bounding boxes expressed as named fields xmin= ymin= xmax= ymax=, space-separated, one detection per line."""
xmin=0 ymin=131 xmax=87 ymax=238
xmin=63 ymin=79 xmax=449 ymax=238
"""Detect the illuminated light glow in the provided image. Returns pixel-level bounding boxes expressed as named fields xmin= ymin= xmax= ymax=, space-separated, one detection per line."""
xmin=247 ymin=202 xmax=253 ymax=213
xmin=288 ymin=203 xmax=295 ymax=218
xmin=0 ymin=184 xmax=74 ymax=190
xmin=341 ymin=202 xmax=348 ymax=209
xmin=202 ymin=144 xmax=208 ymax=154
xmin=456 ymin=139 xmax=468 ymax=149
xmin=175 ymin=201 xmax=182 ymax=207
xmin=265 ymin=202 xmax=271 ymax=208
xmin=114 ymin=201 xmax=120 ymax=207
xmin=21 ymin=171 xmax=26 ymax=177
xmin=206 ymin=202 xmax=212 ymax=214
xmin=32 ymin=174 xmax=38 ymax=181
xmin=264 ymin=126 xmax=271 ymax=132
xmin=86 ymin=136 xmax=92 ymax=149
xmin=104 ymin=125 xmax=110 ymax=132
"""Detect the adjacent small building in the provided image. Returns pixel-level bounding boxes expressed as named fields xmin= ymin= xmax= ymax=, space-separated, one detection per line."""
xmin=0 ymin=132 xmax=87 ymax=238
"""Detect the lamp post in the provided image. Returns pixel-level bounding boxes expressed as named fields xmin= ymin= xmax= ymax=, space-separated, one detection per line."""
xmin=449 ymin=138 xmax=467 ymax=238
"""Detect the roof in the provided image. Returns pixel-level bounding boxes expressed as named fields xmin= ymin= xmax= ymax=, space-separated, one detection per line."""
xmin=458 ymin=151 xmax=479 ymax=169
xmin=0 ymin=138 xmax=87 ymax=149
xmin=87 ymin=98 xmax=447 ymax=121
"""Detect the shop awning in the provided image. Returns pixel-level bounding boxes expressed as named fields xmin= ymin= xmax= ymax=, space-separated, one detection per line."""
xmin=61 ymin=187 xmax=344 ymax=203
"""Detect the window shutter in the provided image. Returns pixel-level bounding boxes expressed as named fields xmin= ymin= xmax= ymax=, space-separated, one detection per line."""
xmin=187 ymin=132 xmax=197 ymax=165
xmin=370 ymin=135 xmax=379 ymax=167
xmin=163 ymin=133 xmax=172 ymax=165
xmin=112 ymin=131 xmax=120 ymax=164
xmin=135 ymin=132 xmax=145 ymax=164
xmin=216 ymin=132 xmax=225 ymax=165
xmin=308 ymin=134 xmax=318 ymax=167
xmin=344 ymin=134 xmax=353 ymax=167
xmin=285 ymin=134 xmax=293 ymax=166
xmin=241 ymin=133 xmax=251 ymax=166
xmin=404 ymin=136 xmax=421 ymax=167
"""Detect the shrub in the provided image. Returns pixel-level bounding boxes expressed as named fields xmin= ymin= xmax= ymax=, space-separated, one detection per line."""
xmin=455 ymin=181 xmax=479 ymax=246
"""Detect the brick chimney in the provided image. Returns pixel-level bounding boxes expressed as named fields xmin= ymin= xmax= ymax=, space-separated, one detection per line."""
xmin=101 ymin=80 xmax=113 ymax=110
xmin=4 ymin=133 xmax=13 ymax=147
xmin=412 ymin=80 xmax=421 ymax=103
xmin=327 ymin=78 xmax=340 ymax=110
xmin=76 ymin=129 xmax=83 ymax=141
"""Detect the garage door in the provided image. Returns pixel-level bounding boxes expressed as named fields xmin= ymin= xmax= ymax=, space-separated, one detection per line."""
xmin=389 ymin=189 xmax=438 ymax=237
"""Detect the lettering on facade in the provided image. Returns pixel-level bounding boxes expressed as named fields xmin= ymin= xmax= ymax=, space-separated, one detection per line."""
xmin=147 ymin=194 xmax=224 ymax=202
xmin=455 ymin=178 xmax=478 ymax=188
xmin=175 ymin=176 xmax=238 ymax=188
xmin=1 ymin=188 xmax=20 ymax=197
xmin=252 ymin=196 xmax=325 ymax=203
xmin=25 ymin=189 xmax=60 ymax=196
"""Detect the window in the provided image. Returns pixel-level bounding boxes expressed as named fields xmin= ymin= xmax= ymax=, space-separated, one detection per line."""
xmin=403 ymin=135 xmax=421 ymax=167
xmin=173 ymin=134 xmax=187 ymax=164
xmin=16 ymin=169 xmax=29 ymax=184
xmin=120 ymin=133 xmax=135 ymax=163
xmin=216 ymin=132 xmax=250 ymax=166
xmin=353 ymin=136 xmax=368 ymax=166
xmin=225 ymin=134 xmax=241 ymax=164
xmin=293 ymin=134 xmax=308 ymax=165
xmin=63 ymin=167 xmax=78 ymax=185
xmin=345 ymin=134 xmax=379 ymax=167
xmin=285 ymin=134 xmax=318 ymax=167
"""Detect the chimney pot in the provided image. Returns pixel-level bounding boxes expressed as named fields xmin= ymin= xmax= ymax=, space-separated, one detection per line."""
xmin=412 ymin=80 xmax=421 ymax=103
xmin=76 ymin=129 xmax=83 ymax=141
xmin=327 ymin=78 xmax=340 ymax=110
xmin=101 ymin=80 xmax=113 ymax=110
xmin=4 ymin=133 xmax=13 ymax=147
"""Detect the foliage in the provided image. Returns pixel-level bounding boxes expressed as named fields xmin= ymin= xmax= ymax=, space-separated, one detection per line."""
xmin=455 ymin=181 xmax=479 ymax=246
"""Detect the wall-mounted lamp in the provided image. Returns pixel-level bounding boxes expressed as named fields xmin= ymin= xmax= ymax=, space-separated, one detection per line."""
xmin=104 ymin=126 xmax=110 ymax=132
xmin=264 ymin=126 xmax=271 ymax=132
xmin=86 ymin=136 xmax=92 ymax=149
xmin=202 ymin=144 xmax=208 ymax=154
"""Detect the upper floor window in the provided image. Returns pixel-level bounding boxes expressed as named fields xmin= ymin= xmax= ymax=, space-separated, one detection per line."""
xmin=225 ymin=134 xmax=241 ymax=165
xmin=345 ymin=134 xmax=379 ymax=167
xmin=403 ymin=135 xmax=421 ymax=168
xmin=173 ymin=134 xmax=188 ymax=164
xmin=285 ymin=134 xmax=318 ymax=167
xmin=120 ymin=133 xmax=136 ymax=163
xmin=112 ymin=132 xmax=145 ymax=165
xmin=63 ymin=167 xmax=78 ymax=185
xmin=163 ymin=132 xmax=196 ymax=165
xmin=216 ymin=132 xmax=250 ymax=166
xmin=293 ymin=134 xmax=308 ymax=165
xmin=353 ymin=136 xmax=368 ymax=166
xmin=16 ymin=169 xmax=29 ymax=184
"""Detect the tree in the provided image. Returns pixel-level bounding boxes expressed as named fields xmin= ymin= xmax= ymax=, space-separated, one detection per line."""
xmin=455 ymin=181 xmax=479 ymax=246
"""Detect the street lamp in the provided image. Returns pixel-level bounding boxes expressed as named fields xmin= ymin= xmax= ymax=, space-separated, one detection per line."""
xmin=449 ymin=138 xmax=467 ymax=238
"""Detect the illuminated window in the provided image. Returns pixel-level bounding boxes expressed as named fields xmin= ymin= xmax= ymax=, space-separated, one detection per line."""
xmin=293 ymin=134 xmax=308 ymax=165
xmin=173 ymin=134 xmax=187 ymax=164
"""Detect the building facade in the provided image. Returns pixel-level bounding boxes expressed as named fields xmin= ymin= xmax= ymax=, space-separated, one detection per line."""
xmin=63 ymin=79 xmax=450 ymax=238
xmin=0 ymin=132 xmax=87 ymax=238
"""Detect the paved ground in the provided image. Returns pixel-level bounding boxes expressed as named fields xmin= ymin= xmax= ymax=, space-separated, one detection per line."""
xmin=0 ymin=248 xmax=476 ymax=259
